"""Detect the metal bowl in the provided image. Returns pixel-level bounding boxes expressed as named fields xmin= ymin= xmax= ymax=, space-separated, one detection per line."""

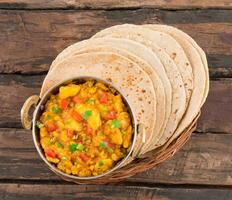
xmin=21 ymin=76 xmax=145 ymax=182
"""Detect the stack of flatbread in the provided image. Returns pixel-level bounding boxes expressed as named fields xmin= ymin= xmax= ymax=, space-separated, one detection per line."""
xmin=40 ymin=24 xmax=209 ymax=156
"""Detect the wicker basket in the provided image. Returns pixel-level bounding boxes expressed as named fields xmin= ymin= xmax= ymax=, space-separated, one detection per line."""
xmin=53 ymin=113 xmax=200 ymax=184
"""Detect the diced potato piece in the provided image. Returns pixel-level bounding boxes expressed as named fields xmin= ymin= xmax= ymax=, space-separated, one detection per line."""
xmin=118 ymin=112 xmax=131 ymax=130
xmin=46 ymin=156 xmax=59 ymax=163
xmin=75 ymin=104 xmax=101 ymax=130
xmin=65 ymin=119 xmax=82 ymax=131
xmin=40 ymin=127 xmax=48 ymax=138
xmin=40 ymin=137 xmax=50 ymax=149
xmin=110 ymin=129 xmax=123 ymax=145
xmin=123 ymin=125 xmax=133 ymax=148
xmin=95 ymin=82 xmax=108 ymax=91
xmin=56 ymin=120 xmax=64 ymax=129
xmin=114 ymin=95 xmax=124 ymax=113
xmin=60 ymin=130 xmax=68 ymax=142
xmin=59 ymin=84 xmax=80 ymax=99
xmin=111 ymin=153 xmax=120 ymax=161
xmin=88 ymin=110 xmax=101 ymax=130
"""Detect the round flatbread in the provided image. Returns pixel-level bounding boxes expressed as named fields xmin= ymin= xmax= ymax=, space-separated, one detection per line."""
xmin=144 ymin=24 xmax=208 ymax=145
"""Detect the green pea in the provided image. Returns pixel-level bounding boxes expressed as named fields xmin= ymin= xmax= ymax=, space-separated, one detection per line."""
xmin=52 ymin=106 xmax=61 ymax=114
xmin=107 ymin=148 xmax=114 ymax=154
xmin=82 ymin=110 xmax=92 ymax=120
xmin=61 ymin=156 xmax=67 ymax=160
xmin=76 ymin=143 xmax=85 ymax=151
xmin=56 ymin=142 xmax=63 ymax=148
xmin=99 ymin=141 xmax=108 ymax=148
xmin=98 ymin=160 xmax=104 ymax=167
xmin=36 ymin=121 xmax=44 ymax=129
xmin=111 ymin=119 xmax=121 ymax=128
xmin=47 ymin=115 xmax=52 ymax=120
xmin=69 ymin=143 xmax=77 ymax=153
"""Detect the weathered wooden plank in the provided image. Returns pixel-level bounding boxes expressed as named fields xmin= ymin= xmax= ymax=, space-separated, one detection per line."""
xmin=0 ymin=10 xmax=231 ymax=75
xmin=0 ymin=0 xmax=231 ymax=9
xmin=1 ymin=75 xmax=231 ymax=133
xmin=1 ymin=184 xmax=232 ymax=200
xmin=197 ymin=79 xmax=232 ymax=133
xmin=0 ymin=75 xmax=42 ymax=128
xmin=1 ymin=128 xmax=232 ymax=186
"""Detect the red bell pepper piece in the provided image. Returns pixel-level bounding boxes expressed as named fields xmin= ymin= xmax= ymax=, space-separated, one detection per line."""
xmin=86 ymin=126 xmax=93 ymax=135
xmin=47 ymin=122 xmax=56 ymax=132
xmin=99 ymin=93 xmax=108 ymax=104
xmin=67 ymin=129 xmax=74 ymax=138
xmin=72 ymin=96 xmax=83 ymax=104
xmin=79 ymin=153 xmax=88 ymax=162
xmin=59 ymin=99 xmax=68 ymax=110
xmin=105 ymin=110 xmax=116 ymax=120
xmin=70 ymin=110 xmax=83 ymax=122
xmin=46 ymin=149 xmax=56 ymax=158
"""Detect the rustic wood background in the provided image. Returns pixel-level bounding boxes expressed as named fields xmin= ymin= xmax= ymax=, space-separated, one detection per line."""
xmin=0 ymin=0 xmax=232 ymax=199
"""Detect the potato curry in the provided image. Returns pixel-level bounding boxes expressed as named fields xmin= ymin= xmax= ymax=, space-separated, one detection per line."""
xmin=37 ymin=81 xmax=133 ymax=177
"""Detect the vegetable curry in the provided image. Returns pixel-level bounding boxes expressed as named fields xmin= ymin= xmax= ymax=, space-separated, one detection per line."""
xmin=37 ymin=81 xmax=133 ymax=177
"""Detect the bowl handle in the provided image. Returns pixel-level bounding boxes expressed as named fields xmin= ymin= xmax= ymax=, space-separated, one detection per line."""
xmin=21 ymin=95 xmax=39 ymax=130
xmin=131 ymin=123 xmax=146 ymax=158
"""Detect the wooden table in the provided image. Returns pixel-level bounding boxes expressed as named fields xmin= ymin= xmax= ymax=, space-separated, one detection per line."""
xmin=0 ymin=1 xmax=232 ymax=199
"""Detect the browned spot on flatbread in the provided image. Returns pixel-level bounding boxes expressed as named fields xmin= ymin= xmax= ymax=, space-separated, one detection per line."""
xmin=171 ymin=52 xmax=177 ymax=60
xmin=148 ymin=101 xmax=151 ymax=104
xmin=128 ymin=63 xmax=133 ymax=68
xmin=174 ymin=109 xmax=178 ymax=114
xmin=141 ymin=109 xmax=144 ymax=113
xmin=186 ymin=62 xmax=189 ymax=66
xmin=115 ymin=67 xmax=120 ymax=71
xmin=141 ymin=89 xmax=146 ymax=93
xmin=138 ymin=97 xmax=143 ymax=101
xmin=126 ymin=75 xmax=135 ymax=86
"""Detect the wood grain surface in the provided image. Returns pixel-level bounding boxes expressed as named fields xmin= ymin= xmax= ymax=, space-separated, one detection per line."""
xmin=1 ymin=183 xmax=232 ymax=200
xmin=0 ymin=10 xmax=231 ymax=77
xmin=0 ymin=0 xmax=231 ymax=9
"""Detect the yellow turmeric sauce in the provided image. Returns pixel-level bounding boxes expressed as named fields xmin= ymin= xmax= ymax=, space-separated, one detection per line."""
xmin=37 ymin=81 xmax=133 ymax=177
